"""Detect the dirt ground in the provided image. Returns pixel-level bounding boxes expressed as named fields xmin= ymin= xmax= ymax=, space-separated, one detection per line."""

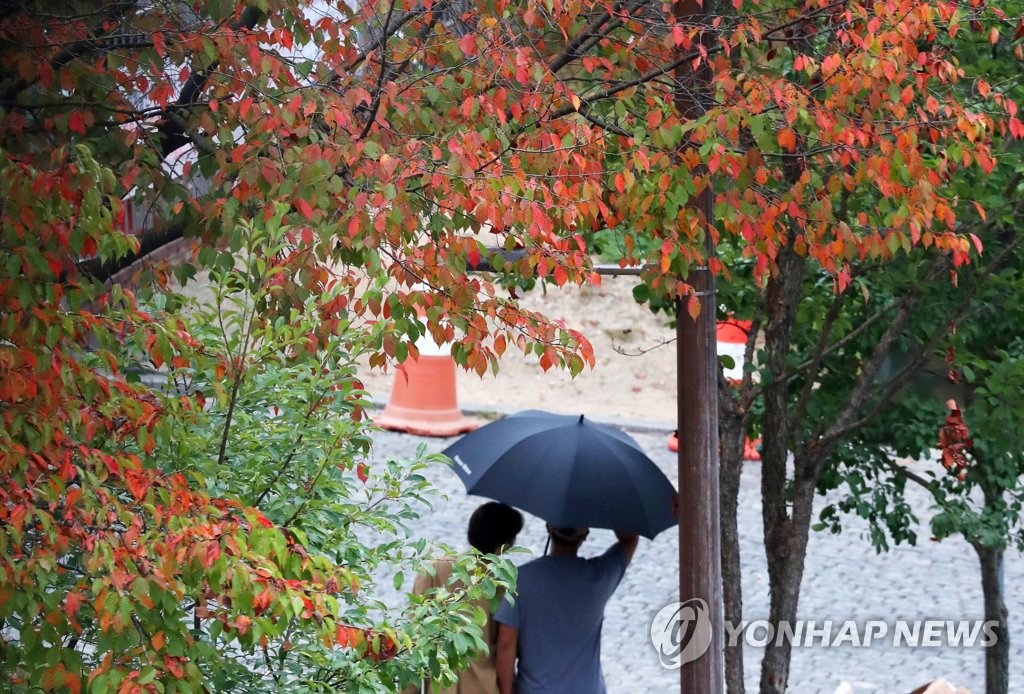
xmin=357 ymin=275 xmax=682 ymax=431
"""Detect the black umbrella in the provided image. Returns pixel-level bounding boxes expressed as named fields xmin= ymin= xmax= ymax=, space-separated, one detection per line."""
xmin=442 ymin=410 xmax=678 ymax=539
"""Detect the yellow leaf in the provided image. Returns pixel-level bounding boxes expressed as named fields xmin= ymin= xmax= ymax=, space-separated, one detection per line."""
xmin=570 ymin=92 xmax=581 ymax=112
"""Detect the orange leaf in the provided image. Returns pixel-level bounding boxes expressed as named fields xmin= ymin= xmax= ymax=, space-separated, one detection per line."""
xmin=777 ymin=128 xmax=796 ymax=151
xmin=686 ymin=294 xmax=701 ymax=321
xmin=253 ymin=590 xmax=273 ymax=616
xmin=233 ymin=615 xmax=251 ymax=635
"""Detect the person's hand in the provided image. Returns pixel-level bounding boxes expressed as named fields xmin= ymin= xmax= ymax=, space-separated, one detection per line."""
xmin=613 ymin=530 xmax=639 ymax=563
xmin=496 ymin=623 xmax=518 ymax=694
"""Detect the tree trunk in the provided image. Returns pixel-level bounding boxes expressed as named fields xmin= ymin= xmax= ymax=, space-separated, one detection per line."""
xmin=758 ymin=244 xmax=806 ymax=693
xmin=758 ymin=478 xmax=816 ymax=694
xmin=976 ymin=544 xmax=1009 ymax=694
xmin=720 ymin=405 xmax=747 ymax=694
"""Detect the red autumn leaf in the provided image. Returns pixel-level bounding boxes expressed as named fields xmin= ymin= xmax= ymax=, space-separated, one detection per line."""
xmin=203 ymin=541 xmax=221 ymax=568
xmin=68 ymin=112 xmax=86 ymax=135
xmin=253 ymin=590 xmax=273 ymax=616
xmin=163 ymin=657 xmax=184 ymax=678
xmin=365 ymin=631 xmax=398 ymax=661
xmin=65 ymin=592 xmax=82 ymax=617
xmin=124 ymin=469 xmax=149 ymax=501
xmin=295 ymin=197 xmax=313 ymax=221
xmin=356 ymin=463 xmax=369 ymax=483
xmin=337 ymin=625 xmax=364 ymax=648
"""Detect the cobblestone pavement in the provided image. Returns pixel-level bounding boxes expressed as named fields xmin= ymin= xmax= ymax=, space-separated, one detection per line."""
xmin=367 ymin=426 xmax=1023 ymax=694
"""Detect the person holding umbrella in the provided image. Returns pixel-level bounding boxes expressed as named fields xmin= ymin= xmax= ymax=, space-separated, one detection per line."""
xmin=492 ymin=524 xmax=639 ymax=694
xmin=441 ymin=410 xmax=673 ymax=693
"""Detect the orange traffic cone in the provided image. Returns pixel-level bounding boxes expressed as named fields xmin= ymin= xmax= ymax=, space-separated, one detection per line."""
xmin=667 ymin=429 xmax=760 ymax=461
xmin=715 ymin=319 xmax=751 ymax=343
xmin=743 ymin=437 xmax=761 ymax=461
xmin=668 ymin=320 xmax=755 ymax=452
xmin=374 ymin=336 xmax=478 ymax=437
xmin=716 ymin=319 xmax=750 ymax=381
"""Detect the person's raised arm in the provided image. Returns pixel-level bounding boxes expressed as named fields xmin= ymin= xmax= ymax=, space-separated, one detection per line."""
xmin=495 ymin=623 xmax=518 ymax=694
xmin=614 ymin=530 xmax=640 ymax=565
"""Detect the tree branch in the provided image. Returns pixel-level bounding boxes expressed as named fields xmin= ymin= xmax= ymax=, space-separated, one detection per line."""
xmin=356 ymin=0 xmax=398 ymax=141
xmin=815 ymin=230 xmax=1024 ymax=454
xmin=0 ymin=1 xmax=139 ymax=105
xmin=545 ymin=0 xmax=847 ymax=122
xmin=791 ymin=288 xmax=846 ymax=441
xmin=154 ymin=5 xmax=263 ymax=157
xmin=882 ymin=455 xmax=937 ymax=492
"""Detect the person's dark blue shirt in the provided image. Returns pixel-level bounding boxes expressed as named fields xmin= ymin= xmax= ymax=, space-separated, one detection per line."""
xmin=494 ymin=545 xmax=628 ymax=693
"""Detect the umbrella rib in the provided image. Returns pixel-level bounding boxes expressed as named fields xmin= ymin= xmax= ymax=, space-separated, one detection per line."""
xmin=588 ymin=432 xmax=655 ymax=535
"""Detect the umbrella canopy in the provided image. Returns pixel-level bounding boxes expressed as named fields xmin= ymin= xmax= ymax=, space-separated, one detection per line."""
xmin=442 ymin=410 xmax=678 ymax=539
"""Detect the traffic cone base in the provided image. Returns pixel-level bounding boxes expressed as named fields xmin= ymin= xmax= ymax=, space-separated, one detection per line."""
xmin=374 ymin=353 xmax=478 ymax=437
xmin=743 ymin=437 xmax=762 ymax=461
xmin=666 ymin=430 xmax=761 ymax=461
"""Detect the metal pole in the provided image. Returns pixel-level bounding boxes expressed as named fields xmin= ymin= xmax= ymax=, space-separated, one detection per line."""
xmin=674 ymin=0 xmax=724 ymax=690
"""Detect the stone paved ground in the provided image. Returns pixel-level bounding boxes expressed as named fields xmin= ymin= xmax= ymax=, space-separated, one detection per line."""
xmin=367 ymin=426 xmax=1023 ymax=694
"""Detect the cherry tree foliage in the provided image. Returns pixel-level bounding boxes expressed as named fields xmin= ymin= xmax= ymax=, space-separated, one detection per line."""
xmin=0 ymin=0 xmax=1018 ymax=689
